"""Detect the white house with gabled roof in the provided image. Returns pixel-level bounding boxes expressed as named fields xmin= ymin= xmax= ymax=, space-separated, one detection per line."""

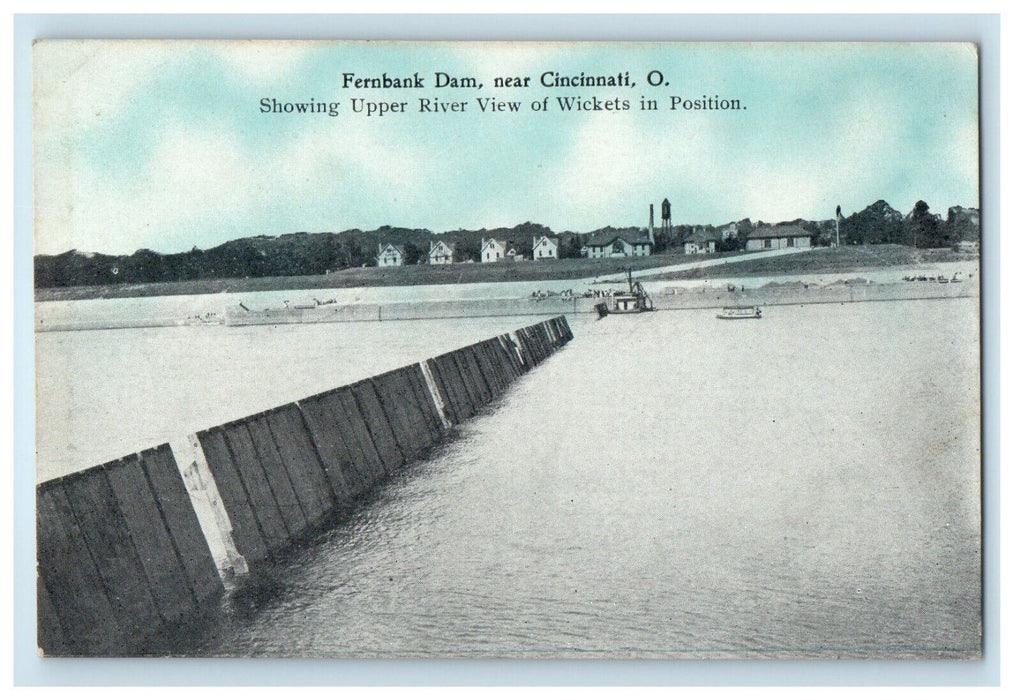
xmin=481 ymin=238 xmax=507 ymax=263
xmin=429 ymin=240 xmax=454 ymax=265
xmin=376 ymin=243 xmax=404 ymax=267
xmin=532 ymin=235 xmax=559 ymax=260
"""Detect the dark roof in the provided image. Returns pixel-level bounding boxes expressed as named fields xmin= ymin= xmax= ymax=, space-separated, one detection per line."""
xmin=684 ymin=229 xmax=717 ymax=244
xmin=746 ymin=224 xmax=812 ymax=240
xmin=585 ymin=231 xmax=652 ymax=247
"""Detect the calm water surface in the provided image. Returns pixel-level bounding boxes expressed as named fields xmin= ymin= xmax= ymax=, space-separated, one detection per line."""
xmin=35 ymin=298 xmax=981 ymax=656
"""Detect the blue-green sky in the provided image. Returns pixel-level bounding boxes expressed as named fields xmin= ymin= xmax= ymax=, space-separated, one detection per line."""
xmin=33 ymin=41 xmax=978 ymax=255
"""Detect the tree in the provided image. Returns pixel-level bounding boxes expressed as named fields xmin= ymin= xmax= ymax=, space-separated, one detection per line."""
xmin=404 ymin=242 xmax=423 ymax=265
xmin=907 ymin=200 xmax=946 ymax=248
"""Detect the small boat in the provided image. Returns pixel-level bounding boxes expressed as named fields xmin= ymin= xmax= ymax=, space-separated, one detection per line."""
xmin=717 ymin=305 xmax=762 ymax=320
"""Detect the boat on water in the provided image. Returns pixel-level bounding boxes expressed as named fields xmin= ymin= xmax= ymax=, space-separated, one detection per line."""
xmin=717 ymin=305 xmax=763 ymax=320
xmin=594 ymin=267 xmax=654 ymax=318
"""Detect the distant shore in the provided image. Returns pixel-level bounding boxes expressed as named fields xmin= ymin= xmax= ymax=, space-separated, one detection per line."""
xmin=34 ymin=244 xmax=976 ymax=303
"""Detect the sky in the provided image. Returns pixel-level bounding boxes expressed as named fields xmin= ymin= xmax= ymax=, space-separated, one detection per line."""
xmin=32 ymin=41 xmax=979 ymax=255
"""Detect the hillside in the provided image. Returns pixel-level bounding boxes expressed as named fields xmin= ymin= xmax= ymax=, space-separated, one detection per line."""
xmin=34 ymin=201 xmax=979 ymax=290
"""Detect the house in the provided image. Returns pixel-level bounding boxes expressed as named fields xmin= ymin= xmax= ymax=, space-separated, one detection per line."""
xmin=718 ymin=222 xmax=739 ymax=240
xmin=745 ymin=225 xmax=812 ymax=251
xmin=683 ymin=229 xmax=717 ymax=255
xmin=532 ymin=235 xmax=559 ymax=260
xmin=429 ymin=240 xmax=454 ymax=265
xmin=581 ymin=231 xmax=652 ymax=258
xmin=481 ymin=238 xmax=524 ymax=262
xmin=376 ymin=243 xmax=404 ymax=267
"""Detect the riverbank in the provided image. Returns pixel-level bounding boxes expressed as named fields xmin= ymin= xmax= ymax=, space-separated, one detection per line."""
xmin=34 ymin=244 xmax=976 ymax=303
xmin=35 ymin=273 xmax=979 ymax=332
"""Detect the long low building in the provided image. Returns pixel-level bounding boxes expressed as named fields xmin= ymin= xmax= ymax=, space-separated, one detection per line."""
xmin=582 ymin=231 xmax=652 ymax=258
xmin=745 ymin=225 xmax=812 ymax=251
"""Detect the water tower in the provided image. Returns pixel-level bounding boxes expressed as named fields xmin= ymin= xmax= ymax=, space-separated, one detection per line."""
xmin=661 ymin=198 xmax=672 ymax=241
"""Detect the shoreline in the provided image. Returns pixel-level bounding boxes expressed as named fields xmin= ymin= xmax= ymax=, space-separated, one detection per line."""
xmin=35 ymin=276 xmax=978 ymax=332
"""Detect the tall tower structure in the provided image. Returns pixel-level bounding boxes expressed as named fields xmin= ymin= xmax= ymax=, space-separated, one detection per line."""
xmin=834 ymin=204 xmax=842 ymax=247
xmin=660 ymin=198 xmax=672 ymax=243
xmin=648 ymin=204 xmax=655 ymax=244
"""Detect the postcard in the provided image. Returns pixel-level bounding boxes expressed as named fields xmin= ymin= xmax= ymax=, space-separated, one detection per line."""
xmin=32 ymin=40 xmax=981 ymax=658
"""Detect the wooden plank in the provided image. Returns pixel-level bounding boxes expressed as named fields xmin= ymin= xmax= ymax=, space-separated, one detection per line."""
xmin=432 ymin=354 xmax=469 ymax=423
xmin=446 ymin=351 xmax=479 ymax=416
xmin=36 ymin=575 xmax=69 ymax=656
xmin=245 ymin=415 xmax=309 ymax=539
xmin=477 ymin=341 xmax=504 ymax=392
xmin=143 ymin=444 xmax=225 ymax=604
xmin=370 ymin=372 xmax=418 ymax=462
xmin=404 ymin=365 xmax=444 ymax=444
xmin=529 ymin=325 xmax=549 ymax=361
xmin=473 ymin=343 xmax=504 ymax=396
xmin=534 ymin=324 xmax=551 ymax=358
xmin=37 ymin=483 xmax=127 ymax=655
xmin=497 ymin=334 xmax=525 ymax=377
xmin=196 ymin=429 xmax=270 ymax=564
xmin=469 ymin=343 xmax=498 ymax=397
xmin=452 ymin=348 xmax=486 ymax=408
xmin=103 ymin=456 xmax=198 ymax=624
xmin=552 ymin=317 xmax=564 ymax=343
xmin=494 ymin=335 xmax=522 ymax=378
xmin=441 ymin=351 xmax=474 ymax=413
xmin=220 ymin=422 xmax=292 ymax=552
xmin=390 ymin=366 xmax=434 ymax=456
xmin=468 ymin=345 xmax=498 ymax=401
xmin=295 ymin=394 xmax=360 ymax=504
xmin=350 ymin=380 xmax=405 ymax=473
xmin=556 ymin=316 xmax=571 ymax=343
xmin=333 ymin=386 xmax=389 ymax=486
xmin=549 ymin=319 xmax=562 ymax=347
xmin=461 ymin=347 xmax=493 ymax=404
xmin=266 ymin=404 xmax=335 ymax=525
xmin=515 ymin=329 xmax=537 ymax=369
xmin=425 ymin=357 xmax=463 ymax=425
xmin=58 ymin=466 xmax=164 ymax=649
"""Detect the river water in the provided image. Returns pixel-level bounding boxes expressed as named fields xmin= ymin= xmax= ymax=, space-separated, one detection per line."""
xmin=34 ymin=296 xmax=981 ymax=657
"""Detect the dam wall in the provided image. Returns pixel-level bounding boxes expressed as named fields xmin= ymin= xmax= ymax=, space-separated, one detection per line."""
xmin=36 ymin=279 xmax=976 ymax=332
xmin=36 ymin=316 xmax=573 ymax=655
xmin=35 ymin=445 xmax=223 ymax=656
xmin=652 ymin=278 xmax=978 ymax=310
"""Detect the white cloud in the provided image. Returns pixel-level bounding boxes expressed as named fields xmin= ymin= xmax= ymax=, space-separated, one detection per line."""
xmin=34 ymin=41 xmax=173 ymax=134
xmin=36 ymin=112 xmax=437 ymax=254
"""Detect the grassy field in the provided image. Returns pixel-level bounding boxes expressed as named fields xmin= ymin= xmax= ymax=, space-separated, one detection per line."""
xmin=34 ymin=245 xmax=977 ymax=302
xmin=643 ymin=244 xmax=978 ymax=282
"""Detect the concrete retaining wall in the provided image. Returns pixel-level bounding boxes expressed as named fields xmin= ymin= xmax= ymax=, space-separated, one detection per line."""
xmin=37 ymin=316 xmax=573 ymax=655
xmin=653 ymin=279 xmax=978 ymax=310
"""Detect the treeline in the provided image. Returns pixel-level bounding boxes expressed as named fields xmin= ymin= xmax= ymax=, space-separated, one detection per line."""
xmin=34 ymin=222 xmax=589 ymax=288
xmin=35 ymin=201 xmax=979 ymax=289
xmin=832 ymin=200 xmax=980 ymax=248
